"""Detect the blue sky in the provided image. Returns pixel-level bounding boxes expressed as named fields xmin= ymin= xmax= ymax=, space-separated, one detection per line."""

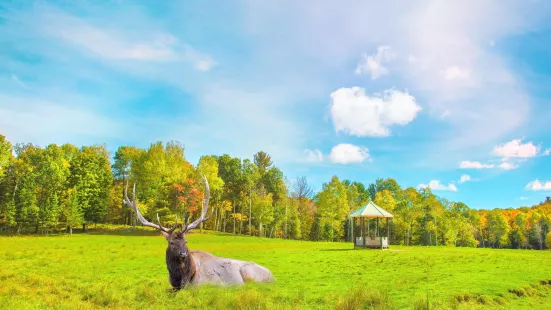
xmin=1 ymin=0 xmax=551 ymax=209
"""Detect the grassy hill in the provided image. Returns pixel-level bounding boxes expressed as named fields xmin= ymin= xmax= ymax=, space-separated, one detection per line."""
xmin=1 ymin=228 xmax=551 ymax=309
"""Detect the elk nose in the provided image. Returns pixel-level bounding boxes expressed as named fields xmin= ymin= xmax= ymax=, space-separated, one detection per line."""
xmin=179 ymin=251 xmax=187 ymax=258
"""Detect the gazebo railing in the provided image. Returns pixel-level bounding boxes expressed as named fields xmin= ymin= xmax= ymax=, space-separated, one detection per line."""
xmin=354 ymin=236 xmax=389 ymax=248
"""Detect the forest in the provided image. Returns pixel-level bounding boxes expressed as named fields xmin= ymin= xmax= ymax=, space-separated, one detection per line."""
xmin=0 ymin=134 xmax=550 ymax=250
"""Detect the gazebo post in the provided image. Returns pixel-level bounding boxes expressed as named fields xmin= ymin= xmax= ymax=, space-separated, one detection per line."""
xmin=352 ymin=217 xmax=356 ymax=249
xmin=361 ymin=217 xmax=366 ymax=247
xmin=387 ymin=218 xmax=390 ymax=248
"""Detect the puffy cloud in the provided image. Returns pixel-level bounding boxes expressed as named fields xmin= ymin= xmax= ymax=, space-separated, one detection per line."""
xmin=461 ymin=139 xmax=544 ymax=170
xmin=304 ymin=149 xmax=323 ymax=163
xmin=498 ymin=162 xmax=517 ymax=170
xmin=355 ymin=46 xmax=395 ymax=79
xmin=329 ymin=143 xmax=370 ymax=164
xmin=459 ymin=160 xmax=517 ymax=170
xmin=459 ymin=161 xmax=495 ymax=169
xmin=330 ymin=87 xmax=421 ymax=137
xmin=458 ymin=174 xmax=471 ymax=183
xmin=492 ymin=138 xmax=539 ymax=158
xmin=418 ymin=180 xmax=458 ymax=192
xmin=525 ymin=180 xmax=551 ymax=191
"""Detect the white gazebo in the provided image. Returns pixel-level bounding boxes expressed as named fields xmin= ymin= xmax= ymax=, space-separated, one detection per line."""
xmin=349 ymin=201 xmax=394 ymax=249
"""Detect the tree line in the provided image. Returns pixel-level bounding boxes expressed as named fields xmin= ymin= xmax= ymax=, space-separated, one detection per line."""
xmin=0 ymin=135 xmax=550 ymax=249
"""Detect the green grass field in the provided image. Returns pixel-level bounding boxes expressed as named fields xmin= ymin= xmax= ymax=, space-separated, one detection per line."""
xmin=1 ymin=228 xmax=551 ymax=309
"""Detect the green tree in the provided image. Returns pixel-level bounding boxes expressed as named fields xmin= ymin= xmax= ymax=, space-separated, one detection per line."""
xmin=252 ymin=192 xmax=274 ymax=237
xmin=253 ymin=151 xmax=273 ymax=193
xmin=0 ymin=136 xmax=15 ymax=231
xmin=546 ymin=231 xmax=551 ymax=249
xmin=69 ymin=145 xmax=113 ymax=231
xmin=487 ymin=209 xmax=510 ymax=248
xmin=217 ymin=154 xmax=243 ymax=234
xmin=241 ymin=159 xmax=259 ymax=235
xmin=264 ymin=167 xmax=286 ymax=204
xmin=292 ymin=176 xmax=314 ymax=240
xmin=0 ymin=135 xmax=12 ymax=179
xmin=197 ymin=155 xmax=224 ymax=232
xmin=112 ymin=146 xmax=144 ymax=225
xmin=62 ymin=187 xmax=83 ymax=235
xmin=316 ymin=176 xmax=348 ymax=241
xmin=447 ymin=202 xmax=473 ymax=247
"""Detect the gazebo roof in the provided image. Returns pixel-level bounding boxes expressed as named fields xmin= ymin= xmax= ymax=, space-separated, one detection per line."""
xmin=349 ymin=201 xmax=394 ymax=218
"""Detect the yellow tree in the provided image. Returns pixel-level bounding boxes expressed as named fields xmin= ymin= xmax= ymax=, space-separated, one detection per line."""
xmin=317 ymin=176 xmax=349 ymax=241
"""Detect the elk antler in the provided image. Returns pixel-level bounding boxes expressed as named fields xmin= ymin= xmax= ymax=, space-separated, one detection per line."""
xmin=184 ymin=176 xmax=214 ymax=233
xmin=124 ymin=182 xmax=178 ymax=234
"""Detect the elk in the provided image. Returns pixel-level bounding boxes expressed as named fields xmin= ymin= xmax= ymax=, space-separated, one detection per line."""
xmin=123 ymin=176 xmax=275 ymax=290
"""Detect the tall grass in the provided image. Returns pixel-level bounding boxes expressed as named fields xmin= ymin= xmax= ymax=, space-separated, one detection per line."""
xmin=1 ymin=228 xmax=551 ymax=309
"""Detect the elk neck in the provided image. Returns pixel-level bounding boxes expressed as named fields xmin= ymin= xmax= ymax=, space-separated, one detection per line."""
xmin=166 ymin=248 xmax=196 ymax=290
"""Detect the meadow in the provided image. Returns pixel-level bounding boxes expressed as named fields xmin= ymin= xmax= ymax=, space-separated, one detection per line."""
xmin=1 ymin=228 xmax=551 ymax=310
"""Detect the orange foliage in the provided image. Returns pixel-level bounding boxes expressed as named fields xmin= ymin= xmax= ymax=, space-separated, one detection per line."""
xmin=169 ymin=178 xmax=205 ymax=214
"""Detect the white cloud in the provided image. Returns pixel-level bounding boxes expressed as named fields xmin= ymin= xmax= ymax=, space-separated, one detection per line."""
xmin=355 ymin=46 xmax=395 ymax=79
xmin=241 ymin=0 xmax=549 ymax=153
xmin=304 ymin=149 xmax=323 ymax=163
xmin=519 ymin=197 xmax=528 ymax=200
xmin=459 ymin=161 xmax=495 ymax=169
xmin=329 ymin=144 xmax=370 ymax=164
xmin=458 ymin=174 xmax=471 ymax=183
xmin=542 ymin=148 xmax=551 ymax=156
xmin=459 ymin=160 xmax=518 ymax=170
xmin=525 ymin=180 xmax=551 ymax=191
xmin=41 ymin=8 xmax=215 ymax=70
xmin=330 ymin=87 xmax=421 ymax=137
xmin=443 ymin=66 xmax=471 ymax=81
xmin=492 ymin=138 xmax=539 ymax=158
xmin=498 ymin=162 xmax=517 ymax=170
xmin=460 ymin=138 xmax=543 ymax=171
xmin=418 ymin=180 xmax=458 ymax=192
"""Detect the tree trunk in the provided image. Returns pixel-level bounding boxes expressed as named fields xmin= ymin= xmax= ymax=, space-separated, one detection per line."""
xmin=285 ymin=204 xmax=288 ymax=239
xmin=69 ymin=226 xmax=73 ymax=235
xmin=214 ymin=208 xmax=218 ymax=231
xmin=82 ymin=223 xmax=87 ymax=232
xmin=232 ymin=199 xmax=236 ymax=235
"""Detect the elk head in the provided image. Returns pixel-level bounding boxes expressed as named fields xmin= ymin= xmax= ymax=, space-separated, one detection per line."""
xmin=123 ymin=176 xmax=213 ymax=261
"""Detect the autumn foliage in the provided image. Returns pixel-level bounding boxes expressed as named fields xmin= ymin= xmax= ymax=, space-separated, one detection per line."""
xmin=0 ymin=134 xmax=550 ymax=250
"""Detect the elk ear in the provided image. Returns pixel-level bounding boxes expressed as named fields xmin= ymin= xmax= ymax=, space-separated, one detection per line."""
xmin=160 ymin=231 xmax=171 ymax=240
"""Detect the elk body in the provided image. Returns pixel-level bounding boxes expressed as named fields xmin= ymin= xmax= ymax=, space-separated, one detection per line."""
xmin=124 ymin=177 xmax=275 ymax=290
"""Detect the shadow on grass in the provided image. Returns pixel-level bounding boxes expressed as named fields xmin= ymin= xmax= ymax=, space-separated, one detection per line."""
xmin=86 ymin=230 xmax=161 ymax=237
